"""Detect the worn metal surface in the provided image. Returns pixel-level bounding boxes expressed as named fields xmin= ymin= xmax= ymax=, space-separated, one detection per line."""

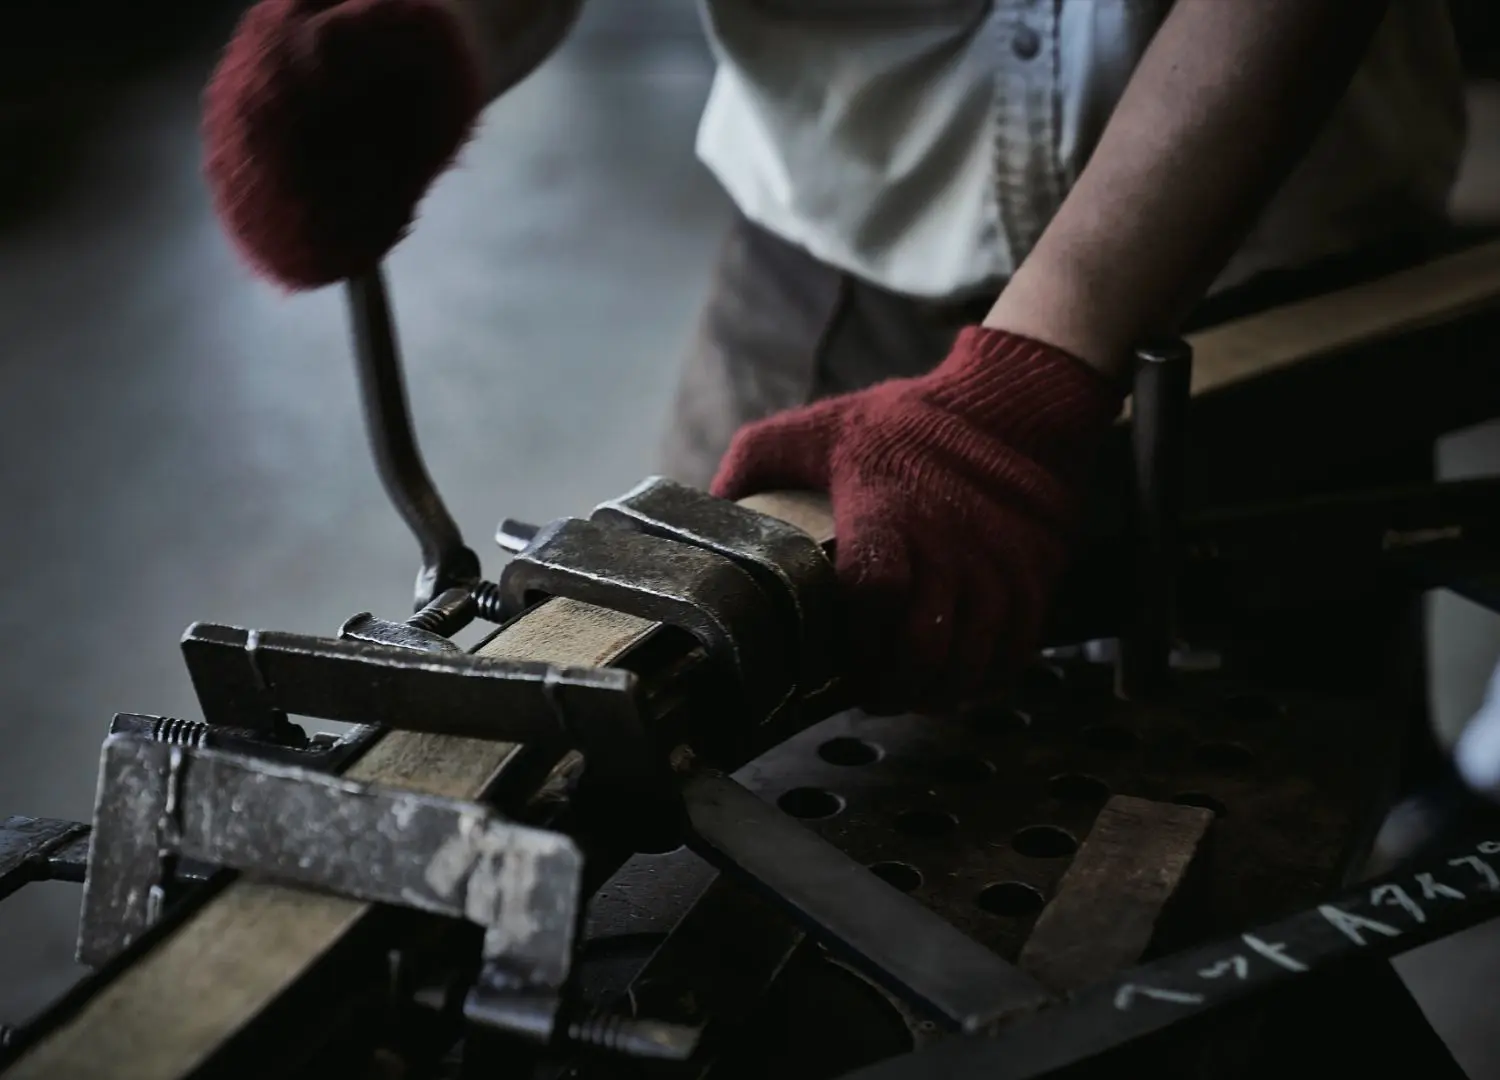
xmin=731 ymin=658 xmax=1393 ymax=967
xmin=77 ymin=734 xmax=584 ymax=990
xmin=682 ymin=772 xmax=1049 ymax=1033
xmin=179 ymin=621 xmax=642 ymax=748
xmin=842 ymin=830 xmax=1500 ymax=1080
xmin=339 ymin=611 xmax=466 ymax=654
xmin=592 ymin=477 xmax=837 ymax=693
xmin=1018 ymin=795 xmax=1214 ymax=993
xmin=499 ymin=517 xmax=792 ymax=721
xmin=0 ymin=817 xmax=90 ymax=903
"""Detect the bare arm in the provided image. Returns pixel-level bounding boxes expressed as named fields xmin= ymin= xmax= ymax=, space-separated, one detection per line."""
xmin=983 ymin=0 xmax=1391 ymax=382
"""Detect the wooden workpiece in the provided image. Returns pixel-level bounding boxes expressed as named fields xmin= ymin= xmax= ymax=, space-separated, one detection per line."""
xmin=1018 ymin=796 xmax=1214 ymax=994
xmin=12 ymin=239 xmax=1500 ymax=1078
xmin=1186 ymin=238 xmax=1500 ymax=397
xmin=1117 ymin=235 xmax=1500 ymax=420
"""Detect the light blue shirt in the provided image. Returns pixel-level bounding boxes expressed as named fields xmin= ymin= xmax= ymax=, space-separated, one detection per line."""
xmin=470 ymin=0 xmax=1468 ymax=302
xmin=693 ymin=0 xmax=1467 ymax=299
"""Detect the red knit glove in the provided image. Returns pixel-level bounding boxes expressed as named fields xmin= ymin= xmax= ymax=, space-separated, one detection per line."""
xmin=711 ymin=327 xmax=1123 ymax=714
xmin=202 ymin=0 xmax=484 ymax=290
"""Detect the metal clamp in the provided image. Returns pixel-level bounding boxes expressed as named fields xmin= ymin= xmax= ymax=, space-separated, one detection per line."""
xmin=499 ymin=516 xmax=793 ymax=722
xmin=592 ymin=476 xmax=837 ymax=694
xmin=73 ymin=735 xmax=697 ymax=1057
xmin=179 ymin=622 xmax=673 ymax=813
xmin=180 ymin=589 xmax=476 ymax=760
xmin=339 ymin=585 xmax=477 ymax=655
xmin=77 ymin=735 xmax=582 ymax=984
xmin=182 ymin=623 xmax=623 ymax=742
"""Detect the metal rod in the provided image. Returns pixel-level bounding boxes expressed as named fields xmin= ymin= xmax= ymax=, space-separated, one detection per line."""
xmin=1116 ymin=339 xmax=1193 ymax=701
xmin=345 ymin=269 xmax=480 ymax=608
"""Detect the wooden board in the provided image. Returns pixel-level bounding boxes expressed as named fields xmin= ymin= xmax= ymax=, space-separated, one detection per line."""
xmin=1018 ymin=796 xmax=1213 ymax=994
xmin=1186 ymin=238 xmax=1500 ymax=397
xmin=1116 ymin=236 xmax=1500 ymax=419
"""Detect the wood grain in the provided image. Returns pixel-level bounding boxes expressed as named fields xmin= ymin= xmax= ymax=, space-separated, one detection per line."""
xmin=1115 ymin=237 xmax=1500 ymax=421
xmin=10 ymin=494 xmax=831 ymax=1080
xmin=740 ymin=491 xmax=836 ymax=545
xmin=1018 ymin=796 xmax=1212 ymax=994
xmin=1185 ymin=239 xmax=1500 ymax=397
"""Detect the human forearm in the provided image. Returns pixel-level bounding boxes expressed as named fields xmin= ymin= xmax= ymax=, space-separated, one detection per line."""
xmin=983 ymin=0 xmax=1391 ymax=382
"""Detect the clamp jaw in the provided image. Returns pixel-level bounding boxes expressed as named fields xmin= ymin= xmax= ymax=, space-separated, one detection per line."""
xmin=16 ymin=480 xmax=860 ymax=1071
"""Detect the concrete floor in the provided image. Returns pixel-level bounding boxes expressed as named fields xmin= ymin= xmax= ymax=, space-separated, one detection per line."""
xmin=0 ymin=2 xmax=1497 ymax=1074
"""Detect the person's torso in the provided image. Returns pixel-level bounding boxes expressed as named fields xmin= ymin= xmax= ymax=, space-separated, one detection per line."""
xmin=694 ymin=0 xmax=1469 ymax=301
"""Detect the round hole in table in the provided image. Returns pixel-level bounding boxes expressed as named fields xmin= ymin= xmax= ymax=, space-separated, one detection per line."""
xmin=818 ymin=737 xmax=882 ymax=767
xmin=868 ymin=861 xmax=923 ymax=892
xmin=778 ymin=787 xmax=845 ymax=820
xmin=977 ymin=881 xmax=1046 ymax=917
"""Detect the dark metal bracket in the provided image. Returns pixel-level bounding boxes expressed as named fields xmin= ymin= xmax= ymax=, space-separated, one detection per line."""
xmin=176 ymin=622 xmax=673 ymax=812
xmin=592 ymin=476 xmax=838 ymax=695
xmin=76 ymin=735 xmax=586 ymax=974
xmin=71 ymin=735 xmax=602 ymax=1052
xmin=71 ymin=733 xmax=697 ymax=1058
xmin=499 ymin=517 xmax=795 ymax=724
xmin=346 ymin=271 xmax=482 ymax=611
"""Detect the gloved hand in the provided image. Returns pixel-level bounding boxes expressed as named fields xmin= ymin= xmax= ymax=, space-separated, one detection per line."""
xmin=202 ymin=0 xmax=485 ymax=289
xmin=712 ymin=327 xmax=1124 ymax=714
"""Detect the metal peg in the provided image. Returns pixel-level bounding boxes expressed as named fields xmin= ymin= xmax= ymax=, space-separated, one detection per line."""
xmin=1116 ymin=339 xmax=1193 ymax=701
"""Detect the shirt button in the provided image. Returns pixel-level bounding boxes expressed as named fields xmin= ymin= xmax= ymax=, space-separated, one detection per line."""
xmin=1012 ymin=24 xmax=1040 ymax=60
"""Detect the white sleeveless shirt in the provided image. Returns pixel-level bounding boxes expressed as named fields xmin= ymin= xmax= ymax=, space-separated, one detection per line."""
xmin=691 ymin=0 xmax=1468 ymax=300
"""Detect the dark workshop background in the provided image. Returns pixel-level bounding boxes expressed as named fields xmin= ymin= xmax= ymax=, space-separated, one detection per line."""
xmin=2 ymin=0 xmax=1499 ymax=1072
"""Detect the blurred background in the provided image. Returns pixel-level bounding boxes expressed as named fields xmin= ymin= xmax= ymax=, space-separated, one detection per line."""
xmin=0 ymin=0 xmax=1498 ymax=1072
